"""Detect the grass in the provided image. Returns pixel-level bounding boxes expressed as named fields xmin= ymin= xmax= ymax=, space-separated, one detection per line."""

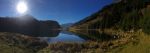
xmin=0 ymin=29 xmax=150 ymax=53
xmin=108 ymin=31 xmax=150 ymax=53
xmin=107 ymin=4 xmax=150 ymax=53
xmin=38 ymin=41 xmax=104 ymax=53
xmin=39 ymin=28 xmax=140 ymax=53
xmin=0 ymin=34 xmax=33 ymax=53
xmin=39 ymin=4 xmax=150 ymax=53
xmin=0 ymin=32 xmax=47 ymax=53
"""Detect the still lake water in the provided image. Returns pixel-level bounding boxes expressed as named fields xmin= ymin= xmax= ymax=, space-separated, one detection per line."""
xmin=39 ymin=32 xmax=86 ymax=43
xmin=38 ymin=30 xmax=116 ymax=43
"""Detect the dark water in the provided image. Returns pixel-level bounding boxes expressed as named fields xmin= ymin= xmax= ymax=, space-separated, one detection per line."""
xmin=39 ymin=32 xmax=86 ymax=43
xmin=0 ymin=28 xmax=116 ymax=43
xmin=37 ymin=30 xmax=117 ymax=43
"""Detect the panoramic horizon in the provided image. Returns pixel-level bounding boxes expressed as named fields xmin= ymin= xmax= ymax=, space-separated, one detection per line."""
xmin=0 ymin=0 xmax=113 ymax=24
xmin=0 ymin=0 xmax=149 ymax=53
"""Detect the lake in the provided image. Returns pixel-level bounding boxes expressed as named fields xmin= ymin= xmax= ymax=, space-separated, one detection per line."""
xmin=37 ymin=30 xmax=117 ymax=44
xmin=38 ymin=32 xmax=86 ymax=43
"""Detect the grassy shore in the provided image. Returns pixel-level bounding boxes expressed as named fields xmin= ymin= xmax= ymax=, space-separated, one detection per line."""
xmin=108 ymin=31 xmax=150 ymax=53
xmin=0 ymin=32 xmax=47 ymax=53
xmin=38 ymin=29 xmax=149 ymax=53
xmin=0 ymin=30 xmax=149 ymax=53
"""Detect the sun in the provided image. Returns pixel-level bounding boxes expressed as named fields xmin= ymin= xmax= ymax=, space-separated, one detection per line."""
xmin=17 ymin=1 xmax=28 ymax=14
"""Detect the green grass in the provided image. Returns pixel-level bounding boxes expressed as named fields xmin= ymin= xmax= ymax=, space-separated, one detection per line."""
xmin=108 ymin=31 xmax=150 ymax=53
xmin=0 ymin=30 xmax=150 ymax=53
xmin=0 ymin=38 xmax=33 ymax=53
xmin=0 ymin=32 xmax=46 ymax=53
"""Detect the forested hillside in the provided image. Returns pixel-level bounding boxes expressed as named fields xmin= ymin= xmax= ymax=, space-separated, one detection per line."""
xmin=70 ymin=0 xmax=150 ymax=33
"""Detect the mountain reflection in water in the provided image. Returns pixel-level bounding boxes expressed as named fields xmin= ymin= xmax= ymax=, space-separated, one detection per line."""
xmin=38 ymin=30 xmax=117 ymax=43
xmin=0 ymin=28 xmax=117 ymax=43
xmin=39 ymin=33 xmax=85 ymax=43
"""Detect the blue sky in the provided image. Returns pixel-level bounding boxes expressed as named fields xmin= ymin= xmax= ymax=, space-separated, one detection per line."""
xmin=0 ymin=0 xmax=113 ymax=24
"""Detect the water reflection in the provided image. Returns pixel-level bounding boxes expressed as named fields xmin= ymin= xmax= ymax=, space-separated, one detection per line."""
xmin=71 ymin=30 xmax=117 ymax=41
xmin=0 ymin=27 xmax=117 ymax=43
xmin=38 ymin=30 xmax=86 ymax=43
xmin=39 ymin=33 xmax=85 ymax=43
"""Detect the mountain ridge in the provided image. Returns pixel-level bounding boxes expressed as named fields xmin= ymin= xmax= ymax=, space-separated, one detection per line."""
xmin=70 ymin=0 xmax=150 ymax=34
xmin=0 ymin=15 xmax=61 ymax=36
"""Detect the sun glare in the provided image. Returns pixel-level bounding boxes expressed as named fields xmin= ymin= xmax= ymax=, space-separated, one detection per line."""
xmin=17 ymin=1 xmax=28 ymax=14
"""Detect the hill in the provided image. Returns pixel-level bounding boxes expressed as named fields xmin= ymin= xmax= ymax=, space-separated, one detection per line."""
xmin=61 ymin=23 xmax=74 ymax=30
xmin=0 ymin=15 xmax=61 ymax=37
xmin=70 ymin=0 xmax=150 ymax=34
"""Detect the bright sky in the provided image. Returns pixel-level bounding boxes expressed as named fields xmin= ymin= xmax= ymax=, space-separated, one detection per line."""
xmin=0 ymin=0 xmax=113 ymax=24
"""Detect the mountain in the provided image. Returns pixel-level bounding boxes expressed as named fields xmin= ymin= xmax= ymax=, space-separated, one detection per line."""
xmin=70 ymin=0 xmax=150 ymax=33
xmin=39 ymin=20 xmax=61 ymax=37
xmin=61 ymin=23 xmax=74 ymax=30
xmin=0 ymin=15 xmax=61 ymax=37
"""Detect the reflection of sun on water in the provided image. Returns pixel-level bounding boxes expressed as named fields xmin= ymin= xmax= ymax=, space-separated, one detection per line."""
xmin=17 ymin=1 xmax=28 ymax=14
